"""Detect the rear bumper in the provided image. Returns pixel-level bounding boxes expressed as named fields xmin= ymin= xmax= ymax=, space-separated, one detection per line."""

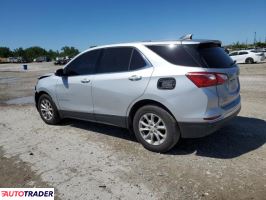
xmin=179 ymin=105 xmax=241 ymax=138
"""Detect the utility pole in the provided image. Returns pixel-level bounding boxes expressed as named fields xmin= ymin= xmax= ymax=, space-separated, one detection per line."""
xmin=254 ymin=32 xmax=257 ymax=46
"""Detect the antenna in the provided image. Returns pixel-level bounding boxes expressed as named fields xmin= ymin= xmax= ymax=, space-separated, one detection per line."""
xmin=180 ymin=34 xmax=193 ymax=40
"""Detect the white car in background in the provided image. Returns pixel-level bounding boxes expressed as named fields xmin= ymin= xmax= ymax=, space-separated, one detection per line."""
xmin=229 ymin=50 xmax=265 ymax=64
xmin=250 ymin=49 xmax=266 ymax=57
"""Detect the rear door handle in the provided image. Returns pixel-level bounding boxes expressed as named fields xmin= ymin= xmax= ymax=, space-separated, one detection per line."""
xmin=81 ymin=78 xmax=90 ymax=83
xmin=128 ymin=75 xmax=142 ymax=81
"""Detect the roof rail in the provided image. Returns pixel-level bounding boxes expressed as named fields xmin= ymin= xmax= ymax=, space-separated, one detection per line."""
xmin=180 ymin=34 xmax=193 ymax=40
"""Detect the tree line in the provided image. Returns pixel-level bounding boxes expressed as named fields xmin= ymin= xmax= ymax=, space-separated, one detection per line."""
xmin=1 ymin=41 xmax=265 ymax=61
xmin=225 ymin=42 xmax=266 ymax=51
xmin=0 ymin=46 xmax=80 ymax=62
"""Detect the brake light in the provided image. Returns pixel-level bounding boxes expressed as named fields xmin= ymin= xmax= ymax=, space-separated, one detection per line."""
xmin=186 ymin=72 xmax=228 ymax=88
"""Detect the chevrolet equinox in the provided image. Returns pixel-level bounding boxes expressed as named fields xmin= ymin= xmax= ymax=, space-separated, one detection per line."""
xmin=35 ymin=37 xmax=241 ymax=152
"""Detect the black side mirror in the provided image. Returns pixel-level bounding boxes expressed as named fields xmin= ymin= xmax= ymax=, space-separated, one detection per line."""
xmin=55 ymin=68 xmax=66 ymax=76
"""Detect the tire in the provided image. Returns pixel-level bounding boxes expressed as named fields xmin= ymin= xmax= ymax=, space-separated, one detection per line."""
xmin=38 ymin=94 xmax=61 ymax=125
xmin=245 ymin=57 xmax=254 ymax=64
xmin=133 ymin=105 xmax=180 ymax=153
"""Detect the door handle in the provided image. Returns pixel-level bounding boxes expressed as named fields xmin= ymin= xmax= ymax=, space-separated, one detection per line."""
xmin=128 ymin=75 xmax=142 ymax=81
xmin=81 ymin=78 xmax=90 ymax=83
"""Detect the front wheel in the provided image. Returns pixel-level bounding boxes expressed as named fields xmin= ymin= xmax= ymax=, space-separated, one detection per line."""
xmin=133 ymin=105 xmax=180 ymax=153
xmin=38 ymin=94 xmax=61 ymax=125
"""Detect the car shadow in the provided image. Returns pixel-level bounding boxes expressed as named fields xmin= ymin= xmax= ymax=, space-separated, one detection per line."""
xmin=168 ymin=116 xmax=266 ymax=159
xmin=61 ymin=116 xmax=266 ymax=159
xmin=61 ymin=118 xmax=137 ymax=142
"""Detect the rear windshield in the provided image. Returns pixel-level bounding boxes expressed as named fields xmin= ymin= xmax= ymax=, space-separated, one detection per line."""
xmin=146 ymin=44 xmax=235 ymax=68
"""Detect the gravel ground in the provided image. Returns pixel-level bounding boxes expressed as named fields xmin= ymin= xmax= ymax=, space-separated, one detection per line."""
xmin=0 ymin=62 xmax=266 ymax=199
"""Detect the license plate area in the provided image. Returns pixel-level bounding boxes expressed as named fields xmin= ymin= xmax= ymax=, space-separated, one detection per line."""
xmin=228 ymin=77 xmax=238 ymax=93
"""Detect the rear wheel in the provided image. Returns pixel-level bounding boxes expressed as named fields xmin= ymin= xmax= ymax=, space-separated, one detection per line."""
xmin=245 ymin=57 xmax=254 ymax=64
xmin=38 ymin=94 xmax=61 ymax=125
xmin=133 ymin=105 xmax=180 ymax=153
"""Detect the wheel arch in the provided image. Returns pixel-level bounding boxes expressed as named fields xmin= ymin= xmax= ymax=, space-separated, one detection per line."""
xmin=35 ymin=90 xmax=56 ymax=109
xmin=127 ymin=99 xmax=178 ymax=130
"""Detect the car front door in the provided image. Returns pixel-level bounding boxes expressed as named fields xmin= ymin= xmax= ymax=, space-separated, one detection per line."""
xmin=229 ymin=52 xmax=239 ymax=63
xmin=92 ymin=47 xmax=153 ymax=127
xmin=56 ymin=50 xmax=100 ymax=118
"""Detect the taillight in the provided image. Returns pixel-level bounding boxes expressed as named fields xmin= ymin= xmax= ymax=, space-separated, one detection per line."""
xmin=186 ymin=72 xmax=228 ymax=88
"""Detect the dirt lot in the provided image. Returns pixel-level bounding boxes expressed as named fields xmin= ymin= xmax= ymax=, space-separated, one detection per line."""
xmin=0 ymin=62 xmax=266 ymax=199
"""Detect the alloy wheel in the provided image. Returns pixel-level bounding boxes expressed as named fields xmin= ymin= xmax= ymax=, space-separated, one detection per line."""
xmin=40 ymin=99 xmax=54 ymax=121
xmin=138 ymin=113 xmax=167 ymax=145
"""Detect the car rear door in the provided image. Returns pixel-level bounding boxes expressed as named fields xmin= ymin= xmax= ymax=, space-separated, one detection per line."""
xmin=238 ymin=51 xmax=248 ymax=63
xmin=92 ymin=47 xmax=153 ymax=126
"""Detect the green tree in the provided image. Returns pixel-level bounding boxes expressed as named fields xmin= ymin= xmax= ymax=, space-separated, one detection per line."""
xmin=255 ymin=42 xmax=266 ymax=48
xmin=47 ymin=49 xmax=59 ymax=60
xmin=0 ymin=47 xmax=13 ymax=57
xmin=24 ymin=46 xmax=47 ymax=61
xmin=60 ymin=46 xmax=79 ymax=58
xmin=230 ymin=42 xmax=247 ymax=50
xmin=13 ymin=47 xmax=25 ymax=57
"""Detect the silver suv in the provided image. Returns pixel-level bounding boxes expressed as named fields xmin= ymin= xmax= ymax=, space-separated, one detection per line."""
xmin=35 ymin=38 xmax=241 ymax=152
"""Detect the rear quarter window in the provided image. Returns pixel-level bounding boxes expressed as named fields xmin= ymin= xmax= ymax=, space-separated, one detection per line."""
xmin=198 ymin=45 xmax=235 ymax=68
xmin=146 ymin=45 xmax=201 ymax=67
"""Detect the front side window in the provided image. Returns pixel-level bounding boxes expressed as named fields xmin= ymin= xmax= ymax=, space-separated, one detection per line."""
xmin=65 ymin=50 xmax=100 ymax=76
xmin=96 ymin=47 xmax=133 ymax=74
xmin=229 ymin=52 xmax=238 ymax=56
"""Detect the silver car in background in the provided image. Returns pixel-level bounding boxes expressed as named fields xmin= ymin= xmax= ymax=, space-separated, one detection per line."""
xmin=35 ymin=38 xmax=241 ymax=152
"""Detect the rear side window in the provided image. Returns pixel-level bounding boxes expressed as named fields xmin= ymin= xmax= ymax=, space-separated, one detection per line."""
xmin=239 ymin=52 xmax=248 ymax=55
xmin=130 ymin=49 xmax=147 ymax=70
xmin=198 ymin=45 xmax=235 ymax=68
xmin=146 ymin=45 xmax=200 ymax=67
xmin=65 ymin=50 xmax=100 ymax=76
xmin=97 ymin=47 xmax=132 ymax=73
